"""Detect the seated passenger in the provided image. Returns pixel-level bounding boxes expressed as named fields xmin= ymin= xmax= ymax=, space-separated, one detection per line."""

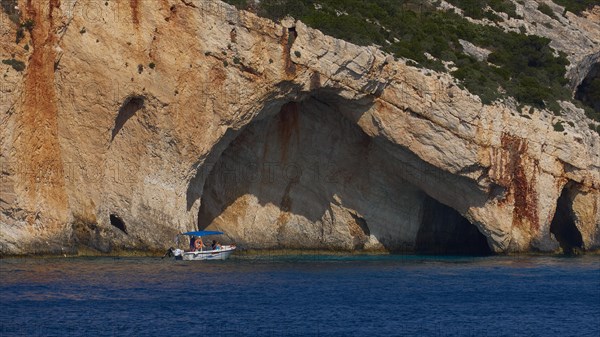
xmin=189 ymin=236 xmax=196 ymax=251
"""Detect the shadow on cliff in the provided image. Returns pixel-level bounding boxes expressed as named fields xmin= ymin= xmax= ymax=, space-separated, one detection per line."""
xmin=186 ymin=91 xmax=492 ymax=254
xmin=575 ymin=61 xmax=600 ymax=113
xmin=112 ymin=96 xmax=145 ymax=141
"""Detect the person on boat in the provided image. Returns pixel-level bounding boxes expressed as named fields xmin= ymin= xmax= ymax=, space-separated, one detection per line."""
xmin=214 ymin=241 xmax=222 ymax=250
xmin=211 ymin=240 xmax=217 ymax=250
xmin=189 ymin=236 xmax=196 ymax=251
xmin=194 ymin=237 xmax=204 ymax=251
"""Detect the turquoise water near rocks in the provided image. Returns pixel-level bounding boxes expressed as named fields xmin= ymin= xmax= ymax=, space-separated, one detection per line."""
xmin=1 ymin=254 xmax=599 ymax=336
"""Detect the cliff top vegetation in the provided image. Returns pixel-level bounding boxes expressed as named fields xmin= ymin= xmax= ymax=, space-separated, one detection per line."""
xmin=225 ymin=0 xmax=599 ymax=126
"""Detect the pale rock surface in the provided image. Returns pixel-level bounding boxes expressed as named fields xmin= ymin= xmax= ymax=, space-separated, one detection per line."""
xmin=0 ymin=0 xmax=598 ymax=255
xmin=458 ymin=39 xmax=491 ymax=62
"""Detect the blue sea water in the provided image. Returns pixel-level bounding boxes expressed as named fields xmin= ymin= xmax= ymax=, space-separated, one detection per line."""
xmin=1 ymin=254 xmax=599 ymax=337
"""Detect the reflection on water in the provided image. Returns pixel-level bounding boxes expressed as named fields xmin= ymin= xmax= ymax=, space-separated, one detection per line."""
xmin=1 ymin=254 xmax=599 ymax=336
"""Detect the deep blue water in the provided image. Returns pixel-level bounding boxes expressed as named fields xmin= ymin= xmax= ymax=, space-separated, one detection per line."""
xmin=1 ymin=254 xmax=599 ymax=337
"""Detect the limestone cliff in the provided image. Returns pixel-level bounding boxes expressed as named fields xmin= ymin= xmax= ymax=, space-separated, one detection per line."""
xmin=1 ymin=0 xmax=599 ymax=255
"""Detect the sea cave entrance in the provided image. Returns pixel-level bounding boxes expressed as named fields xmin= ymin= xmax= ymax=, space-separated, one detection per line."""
xmin=416 ymin=196 xmax=491 ymax=255
xmin=193 ymin=94 xmax=492 ymax=254
xmin=550 ymin=184 xmax=583 ymax=255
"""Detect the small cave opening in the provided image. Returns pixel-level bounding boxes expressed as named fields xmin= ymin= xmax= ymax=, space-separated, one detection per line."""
xmin=575 ymin=62 xmax=600 ymax=113
xmin=112 ymin=96 xmax=144 ymax=140
xmin=288 ymin=27 xmax=297 ymax=42
xmin=109 ymin=214 xmax=127 ymax=234
xmin=550 ymin=186 xmax=583 ymax=255
xmin=415 ymin=196 xmax=492 ymax=255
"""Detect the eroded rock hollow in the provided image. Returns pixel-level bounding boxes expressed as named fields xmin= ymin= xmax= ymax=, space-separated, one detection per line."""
xmin=195 ymin=95 xmax=493 ymax=254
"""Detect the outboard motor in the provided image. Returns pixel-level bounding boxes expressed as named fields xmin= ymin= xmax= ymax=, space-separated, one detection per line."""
xmin=161 ymin=247 xmax=183 ymax=260
xmin=172 ymin=248 xmax=184 ymax=260
xmin=162 ymin=247 xmax=184 ymax=260
xmin=162 ymin=247 xmax=175 ymax=259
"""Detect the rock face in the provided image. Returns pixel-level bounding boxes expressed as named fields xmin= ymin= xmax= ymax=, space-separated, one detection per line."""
xmin=1 ymin=0 xmax=599 ymax=255
xmin=514 ymin=1 xmax=600 ymax=93
xmin=442 ymin=0 xmax=600 ymax=94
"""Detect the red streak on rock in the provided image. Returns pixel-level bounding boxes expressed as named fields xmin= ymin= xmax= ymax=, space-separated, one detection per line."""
xmin=17 ymin=0 xmax=68 ymax=222
xmin=277 ymin=102 xmax=300 ymax=162
xmin=498 ymin=133 xmax=539 ymax=232
xmin=130 ymin=0 xmax=139 ymax=25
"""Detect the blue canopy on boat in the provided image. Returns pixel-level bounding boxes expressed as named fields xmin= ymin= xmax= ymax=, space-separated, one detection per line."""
xmin=181 ymin=230 xmax=224 ymax=237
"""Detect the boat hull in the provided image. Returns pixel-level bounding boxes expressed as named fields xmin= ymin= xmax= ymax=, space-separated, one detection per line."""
xmin=180 ymin=246 xmax=236 ymax=261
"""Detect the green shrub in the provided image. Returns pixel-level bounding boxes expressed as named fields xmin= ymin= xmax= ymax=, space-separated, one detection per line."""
xmin=575 ymin=69 xmax=600 ymax=121
xmin=537 ymin=3 xmax=558 ymax=20
xmin=233 ymin=56 xmax=240 ymax=64
xmin=552 ymin=0 xmax=598 ymax=15
xmin=294 ymin=50 xmax=301 ymax=57
xmin=222 ymin=0 xmax=581 ymax=120
xmin=484 ymin=11 xmax=502 ymax=22
xmin=2 ymin=58 xmax=25 ymax=71
xmin=445 ymin=0 xmax=520 ymax=19
xmin=148 ymin=62 xmax=156 ymax=69
xmin=20 ymin=19 xmax=35 ymax=30
xmin=585 ymin=108 xmax=600 ymax=123
xmin=15 ymin=28 xmax=24 ymax=44
xmin=225 ymin=0 xmax=249 ymax=9
xmin=1 ymin=0 xmax=21 ymax=25
xmin=553 ymin=121 xmax=564 ymax=132
xmin=488 ymin=0 xmax=521 ymax=19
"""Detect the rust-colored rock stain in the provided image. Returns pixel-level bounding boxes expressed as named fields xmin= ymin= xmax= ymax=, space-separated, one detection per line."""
xmin=17 ymin=0 xmax=68 ymax=222
xmin=280 ymin=27 xmax=297 ymax=76
xmin=130 ymin=0 xmax=139 ymax=25
xmin=277 ymin=102 xmax=300 ymax=162
xmin=493 ymin=134 xmax=539 ymax=233
xmin=310 ymin=72 xmax=321 ymax=90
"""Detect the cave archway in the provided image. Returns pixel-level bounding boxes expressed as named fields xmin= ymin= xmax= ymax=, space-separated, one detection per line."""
xmin=416 ymin=196 xmax=491 ymax=255
xmin=193 ymin=93 xmax=492 ymax=254
xmin=550 ymin=185 xmax=583 ymax=255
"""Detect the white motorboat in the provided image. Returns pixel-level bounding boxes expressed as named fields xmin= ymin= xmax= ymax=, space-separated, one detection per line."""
xmin=171 ymin=245 xmax=236 ymax=261
xmin=164 ymin=230 xmax=236 ymax=261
